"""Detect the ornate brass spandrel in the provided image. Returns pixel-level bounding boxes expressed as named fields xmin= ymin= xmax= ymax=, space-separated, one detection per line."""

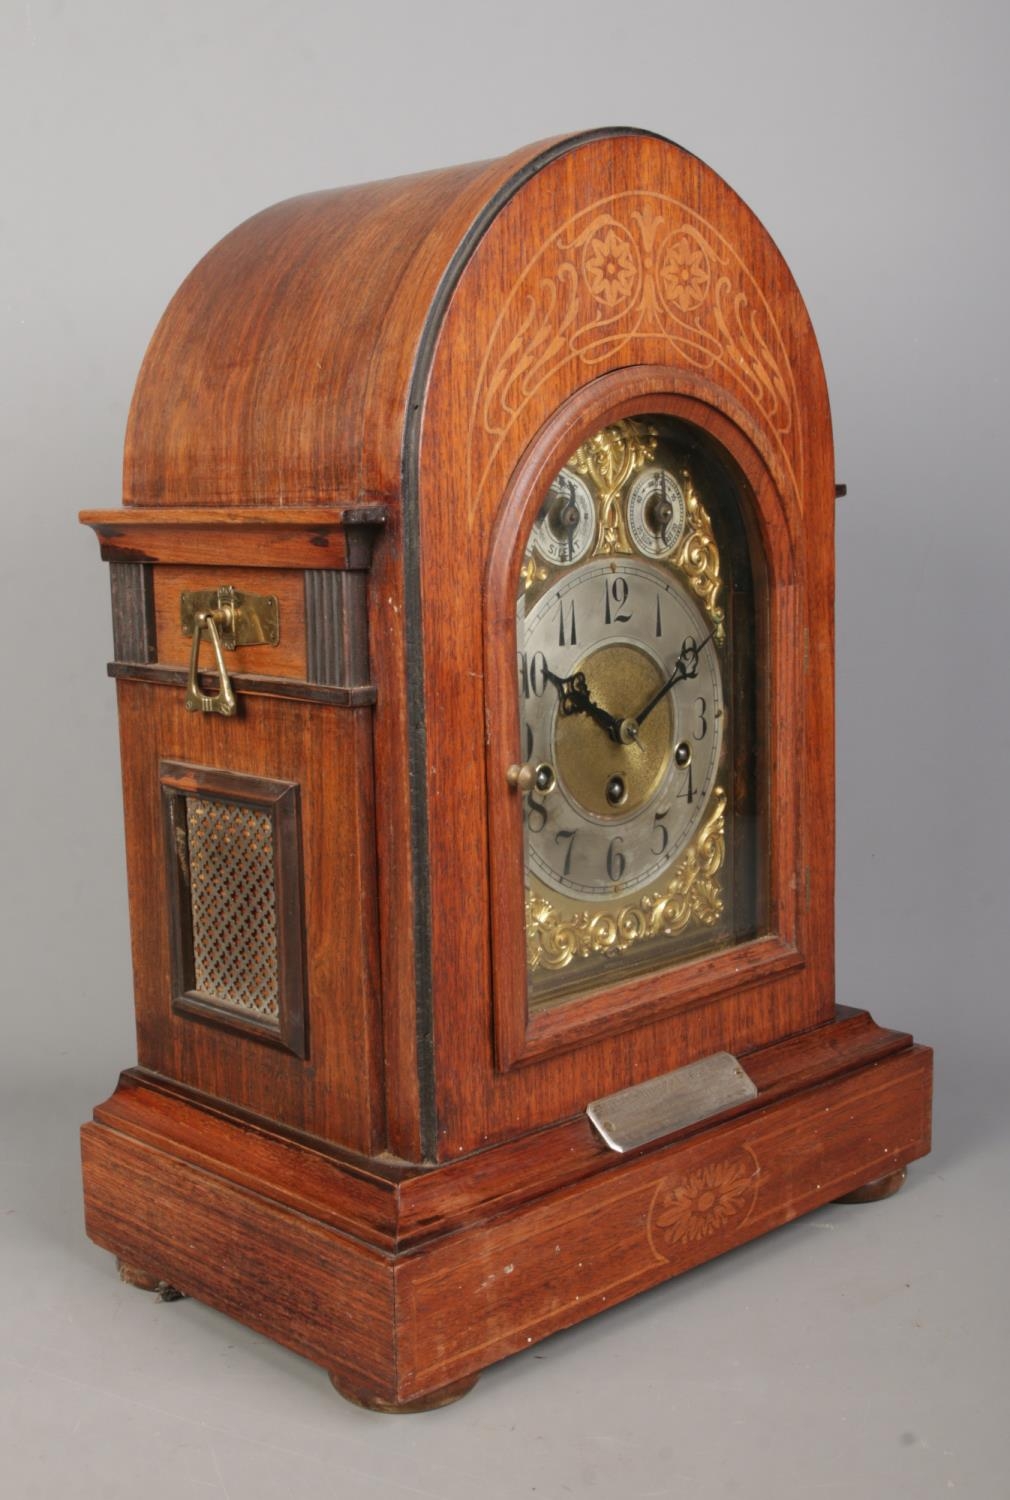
xmin=675 ymin=471 xmax=725 ymax=645
xmin=569 ymin=419 xmax=657 ymax=557
xmin=527 ymin=787 xmax=727 ymax=972
xmin=518 ymin=556 xmax=543 ymax=592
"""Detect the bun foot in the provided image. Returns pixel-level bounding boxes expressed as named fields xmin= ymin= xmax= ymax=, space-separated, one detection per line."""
xmin=328 ymin=1371 xmax=479 ymax=1413
xmin=835 ymin=1166 xmax=908 ymax=1204
xmin=116 ymin=1258 xmax=186 ymax=1300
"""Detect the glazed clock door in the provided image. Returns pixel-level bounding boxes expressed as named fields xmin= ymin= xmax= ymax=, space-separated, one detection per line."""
xmin=516 ymin=412 xmax=762 ymax=1011
xmin=486 ymin=398 xmax=792 ymax=1068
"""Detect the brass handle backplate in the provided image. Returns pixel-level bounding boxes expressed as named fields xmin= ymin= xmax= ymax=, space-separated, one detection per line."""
xmin=181 ymin=585 xmax=279 ymax=717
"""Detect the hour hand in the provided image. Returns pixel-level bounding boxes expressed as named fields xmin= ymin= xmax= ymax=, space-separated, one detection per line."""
xmin=544 ymin=666 xmax=623 ymax=742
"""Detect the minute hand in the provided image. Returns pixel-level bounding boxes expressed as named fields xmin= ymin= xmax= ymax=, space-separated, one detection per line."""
xmin=635 ymin=634 xmax=712 ymax=728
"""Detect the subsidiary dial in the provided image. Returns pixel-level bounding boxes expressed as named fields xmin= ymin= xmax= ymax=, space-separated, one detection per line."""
xmin=532 ymin=469 xmax=595 ymax=566
xmin=627 ymin=468 xmax=687 ymax=559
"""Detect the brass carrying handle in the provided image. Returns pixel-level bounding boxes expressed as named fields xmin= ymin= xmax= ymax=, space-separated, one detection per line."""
xmin=185 ymin=607 xmax=238 ymax=717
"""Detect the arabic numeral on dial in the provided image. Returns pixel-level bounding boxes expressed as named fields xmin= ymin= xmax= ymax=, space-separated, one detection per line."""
xmin=651 ymin=807 xmax=670 ymax=855
xmin=526 ymin=792 xmax=548 ymax=834
xmin=603 ymin=576 xmax=632 ymax=626
xmin=519 ymin=650 xmax=549 ymax=699
xmin=693 ymin=696 xmax=708 ymax=740
xmin=606 ymin=836 xmax=626 ymax=881
xmin=677 ymin=763 xmax=695 ymax=804
xmin=557 ymin=599 xmax=577 ymax=648
xmin=524 ymin=721 xmax=534 ymax=760
xmin=554 ymin=828 xmax=577 ymax=876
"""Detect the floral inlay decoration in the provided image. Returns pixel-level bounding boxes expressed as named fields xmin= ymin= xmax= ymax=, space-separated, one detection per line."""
xmin=647 ymin=1148 xmax=759 ymax=1261
xmin=660 ymin=235 xmax=710 ymax=312
xmin=583 ymin=229 xmax=638 ymax=307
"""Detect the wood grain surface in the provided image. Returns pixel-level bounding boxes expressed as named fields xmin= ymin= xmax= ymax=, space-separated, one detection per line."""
xmin=115 ymin=679 xmax=384 ymax=1154
xmin=81 ymin=505 xmax=387 ymax=570
xmin=152 ymin=565 xmax=307 ymax=677
xmin=82 ymin=1010 xmax=932 ymax=1408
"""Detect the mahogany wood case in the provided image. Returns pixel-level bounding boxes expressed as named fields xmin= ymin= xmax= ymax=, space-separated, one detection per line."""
xmin=80 ymin=128 xmax=932 ymax=1411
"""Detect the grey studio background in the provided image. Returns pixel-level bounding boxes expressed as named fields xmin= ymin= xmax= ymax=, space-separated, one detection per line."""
xmin=1 ymin=2 xmax=1007 ymax=1497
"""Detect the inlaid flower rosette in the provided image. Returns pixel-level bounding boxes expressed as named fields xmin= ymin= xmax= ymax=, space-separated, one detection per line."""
xmin=647 ymin=1145 xmax=760 ymax=1262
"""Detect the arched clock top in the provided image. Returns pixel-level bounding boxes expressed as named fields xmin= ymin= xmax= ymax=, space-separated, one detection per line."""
xmin=465 ymin=191 xmax=807 ymax=513
xmin=121 ymin=133 xmax=578 ymax=508
xmin=417 ymin=132 xmax=833 ymax=540
xmin=121 ymin=128 xmax=831 ymax=527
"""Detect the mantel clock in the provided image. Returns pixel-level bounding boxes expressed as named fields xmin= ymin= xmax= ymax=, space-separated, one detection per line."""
xmin=80 ymin=129 xmax=932 ymax=1412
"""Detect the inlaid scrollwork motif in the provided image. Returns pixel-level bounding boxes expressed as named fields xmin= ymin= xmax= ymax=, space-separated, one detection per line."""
xmin=527 ymin=789 xmax=726 ymax=971
xmin=518 ymin=556 xmax=544 ymax=592
xmin=469 ymin=193 xmax=801 ymax=511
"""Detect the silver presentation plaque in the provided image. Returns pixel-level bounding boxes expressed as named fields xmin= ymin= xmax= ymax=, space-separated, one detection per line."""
xmin=586 ymin=1052 xmax=758 ymax=1153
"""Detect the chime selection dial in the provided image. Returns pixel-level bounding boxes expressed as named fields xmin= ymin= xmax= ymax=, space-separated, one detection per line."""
xmin=532 ymin=469 xmax=595 ymax=566
xmin=626 ymin=467 xmax=687 ymax=558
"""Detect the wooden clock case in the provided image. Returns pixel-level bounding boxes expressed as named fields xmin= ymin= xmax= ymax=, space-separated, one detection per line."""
xmin=80 ymin=128 xmax=932 ymax=1412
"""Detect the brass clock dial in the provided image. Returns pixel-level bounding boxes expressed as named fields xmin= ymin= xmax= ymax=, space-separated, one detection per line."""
xmin=520 ymin=559 xmax=723 ymax=899
xmin=516 ymin=415 xmax=761 ymax=1011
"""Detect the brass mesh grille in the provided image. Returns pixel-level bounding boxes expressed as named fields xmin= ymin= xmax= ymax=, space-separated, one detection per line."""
xmin=185 ymin=796 xmax=280 ymax=1019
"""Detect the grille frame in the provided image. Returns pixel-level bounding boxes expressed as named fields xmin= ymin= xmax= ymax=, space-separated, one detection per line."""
xmin=160 ymin=760 xmax=307 ymax=1058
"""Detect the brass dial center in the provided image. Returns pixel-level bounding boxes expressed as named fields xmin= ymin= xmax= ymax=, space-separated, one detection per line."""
xmin=553 ymin=643 xmax=673 ymax=819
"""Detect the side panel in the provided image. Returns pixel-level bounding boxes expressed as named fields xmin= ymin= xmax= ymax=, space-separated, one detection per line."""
xmin=116 ymin=679 xmax=384 ymax=1153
